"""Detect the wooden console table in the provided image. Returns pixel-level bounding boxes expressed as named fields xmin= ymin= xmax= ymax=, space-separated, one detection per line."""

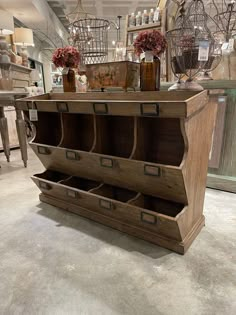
xmin=0 ymin=91 xmax=28 ymax=167
xmin=16 ymin=91 xmax=216 ymax=254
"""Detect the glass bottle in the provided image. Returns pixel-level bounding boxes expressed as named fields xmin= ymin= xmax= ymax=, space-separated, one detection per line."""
xmin=149 ymin=9 xmax=154 ymax=24
xmin=140 ymin=53 xmax=161 ymax=91
xmin=154 ymin=6 xmax=160 ymax=23
xmin=129 ymin=13 xmax=136 ymax=27
xmin=142 ymin=10 xmax=149 ymax=25
xmin=136 ymin=11 xmax=142 ymax=26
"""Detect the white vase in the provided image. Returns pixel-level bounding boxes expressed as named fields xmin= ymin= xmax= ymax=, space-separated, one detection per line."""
xmin=144 ymin=51 xmax=154 ymax=62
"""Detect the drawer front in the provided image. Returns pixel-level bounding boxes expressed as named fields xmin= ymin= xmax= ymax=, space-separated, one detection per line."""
xmin=12 ymin=71 xmax=30 ymax=81
xmin=13 ymin=79 xmax=29 ymax=88
xmin=32 ymin=173 xmax=183 ymax=241
xmin=30 ymin=143 xmax=187 ymax=204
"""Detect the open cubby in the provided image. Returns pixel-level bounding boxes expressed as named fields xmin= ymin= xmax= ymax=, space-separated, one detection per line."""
xmin=133 ymin=117 xmax=185 ymax=166
xmin=130 ymin=194 xmax=184 ymax=218
xmin=60 ymin=114 xmax=95 ymax=151
xmin=92 ymin=184 xmax=137 ymax=203
xmin=35 ymin=170 xmax=70 ymax=183
xmin=93 ymin=116 xmax=134 ymax=158
xmin=31 ymin=112 xmax=62 ymax=146
xmin=61 ymin=177 xmax=100 ymax=191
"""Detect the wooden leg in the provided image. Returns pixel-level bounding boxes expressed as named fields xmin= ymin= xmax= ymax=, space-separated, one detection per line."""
xmin=15 ymin=108 xmax=28 ymax=167
xmin=0 ymin=107 xmax=10 ymax=162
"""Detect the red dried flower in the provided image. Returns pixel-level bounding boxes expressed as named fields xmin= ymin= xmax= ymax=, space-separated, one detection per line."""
xmin=133 ymin=30 xmax=167 ymax=57
xmin=52 ymin=46 xmax=80 ymax=68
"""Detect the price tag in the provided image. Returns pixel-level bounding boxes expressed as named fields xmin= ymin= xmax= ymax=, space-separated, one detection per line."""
xmin=198 ymin=40 xmax=210 ymax=61
xmin=228 ymin=38 xmax=235 ymax=51
xmin=62 ymin=67 xmax=69 ymax=75
xmin=222 ymin=42 xmax=229 ymax=51
xmin=29 ymin=109 xmax=38 ymax=121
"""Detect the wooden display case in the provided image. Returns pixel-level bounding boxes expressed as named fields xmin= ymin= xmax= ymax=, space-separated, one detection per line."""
xmin=16 ymin=90 xmax=216 ymax=254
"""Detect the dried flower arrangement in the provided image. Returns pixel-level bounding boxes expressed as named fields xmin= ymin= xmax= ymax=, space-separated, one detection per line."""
xmin=52 ymin=46 xmax=80 ymax=68
xmin=133 ymin=29 xmax=167 ymax=56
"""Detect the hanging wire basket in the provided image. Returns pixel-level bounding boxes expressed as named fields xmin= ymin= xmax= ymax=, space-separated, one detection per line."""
xmin=72 ymin=18 xmax=111 ymax=64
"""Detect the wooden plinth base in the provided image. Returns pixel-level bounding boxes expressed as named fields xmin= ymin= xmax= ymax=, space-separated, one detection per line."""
xmin=39 ymin=193 xmax=205 ymax=255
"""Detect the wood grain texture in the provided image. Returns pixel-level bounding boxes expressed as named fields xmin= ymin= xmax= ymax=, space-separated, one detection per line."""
xmin=30 ymin=143 xmax=188 ymax=204
xmin=16 ymin=91 xmax=208 ymax=118
xmin=182 ymin=99 xmax=217 ymax=230
xmin=0 ymin=107 xmax=18 ymax=150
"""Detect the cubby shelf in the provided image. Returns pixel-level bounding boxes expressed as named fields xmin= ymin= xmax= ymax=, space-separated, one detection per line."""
xmin=16 ymin=90 xmax=216 ymax=254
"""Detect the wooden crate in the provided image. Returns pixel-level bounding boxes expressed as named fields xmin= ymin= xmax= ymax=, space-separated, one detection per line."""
xmin=86 ymin=61 xmax=140 ymax=91
xmin=16 ymin=90 xmax=216 ymax=254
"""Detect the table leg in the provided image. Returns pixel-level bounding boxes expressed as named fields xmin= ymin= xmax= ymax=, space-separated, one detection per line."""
xmin=0 ymin=107 xmax=10 ymax=162
xmin=15 ymin=108 xmax=28 ymax=167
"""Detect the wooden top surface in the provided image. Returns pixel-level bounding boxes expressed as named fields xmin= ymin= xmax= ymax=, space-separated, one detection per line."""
xmin=16 ymin=90 xmax=208 ymax=118
xmin=0 ymin=91 xmax=28 ymax=102
xmin=18 ymin=90 xmax=207 ymax=102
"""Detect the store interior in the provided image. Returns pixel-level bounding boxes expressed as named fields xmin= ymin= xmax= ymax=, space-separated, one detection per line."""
xmin=0 ymin=1 xmax=235 ymax=314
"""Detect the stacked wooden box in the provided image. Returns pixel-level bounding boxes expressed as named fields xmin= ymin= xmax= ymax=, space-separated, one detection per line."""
xmin=16 ymin=91 xmax=216 ymax=254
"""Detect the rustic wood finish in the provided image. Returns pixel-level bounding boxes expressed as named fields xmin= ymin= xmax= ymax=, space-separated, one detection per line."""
xmin=17 ymin=90 xmax=215 ymax=254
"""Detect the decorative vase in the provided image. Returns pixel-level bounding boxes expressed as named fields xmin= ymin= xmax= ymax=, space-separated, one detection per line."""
xmin=140 ymin=51 xmax=161 ymax=91
xmin=62 ymin=67 xmax=76 ymax=92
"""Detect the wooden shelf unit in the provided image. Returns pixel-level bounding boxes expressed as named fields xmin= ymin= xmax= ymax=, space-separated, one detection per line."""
xmin=127 ymin=21 xmax=161 ymax=33
xmin=16 ymin=90 xmax=216 ymax=254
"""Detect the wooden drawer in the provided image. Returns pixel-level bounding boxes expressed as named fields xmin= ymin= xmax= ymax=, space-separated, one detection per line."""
xmin=30 ymin=143 xmax=187 ymax=204
xmin=12 ymin=71 xmax=30 ymax=81
xmin=16 ymin=90 xmax=208 ymax=118
xmin=32 ymin=170 xmax=187 ymax=241
xmin=32 ymin=170 xmax=100 ymax=204
xmin=13 ymin=79 xmax=29 ymax=88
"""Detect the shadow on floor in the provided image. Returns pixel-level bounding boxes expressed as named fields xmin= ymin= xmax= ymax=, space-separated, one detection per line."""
xmin=36 ymin=201 xmax=172 ymax=260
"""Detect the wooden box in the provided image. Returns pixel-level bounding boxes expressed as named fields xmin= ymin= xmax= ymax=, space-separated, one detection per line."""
xmin=86 ymin=61 xmax=140 ymax=90
xmin=16 ymin=90 xmax=216 ymax=254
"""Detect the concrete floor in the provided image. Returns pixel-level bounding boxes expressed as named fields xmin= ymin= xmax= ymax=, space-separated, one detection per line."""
xmin=0 ymin=148 xmax=236 ymax=315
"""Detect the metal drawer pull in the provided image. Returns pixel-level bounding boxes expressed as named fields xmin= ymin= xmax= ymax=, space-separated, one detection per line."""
xmin=67 ymin=189 xmax=79 ymax=199
xmin=141 ymin=103 xmax=159 ymax=116
xmin=66 ymin=150 xmax=79 ymax=161
xmin=37 ymin=146 xmax=51 ymax=155
xmin=99 ymin=199 xmax=113 ymax=210
xmin=56 ymin=101 xmax=69 ymax=112
xmin=93 ymin=102 xmax=108 ymax=114
xmin=141 ymin=212 xmax=157 ymax=225
xmin=144 ymin=165 xmax=161 ymax=177
xmin=39 ymin=181 xmax=52 ymax=190
xmin=100 ymin=157 xmax=113 ymax=168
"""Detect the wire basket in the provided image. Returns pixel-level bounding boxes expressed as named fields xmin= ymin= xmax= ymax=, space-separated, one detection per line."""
xmin=72 ymin=18 xmax=110 ymax=64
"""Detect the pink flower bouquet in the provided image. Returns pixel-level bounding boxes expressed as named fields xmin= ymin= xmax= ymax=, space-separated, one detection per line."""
xmin=133 ymin=30 xmax=167 ymax=57
xmin=52 ymin=46 xmax=80 ymax=68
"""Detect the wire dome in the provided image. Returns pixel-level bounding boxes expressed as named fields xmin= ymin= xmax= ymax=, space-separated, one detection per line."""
xmin=72 ymin=18 xmax=111 ymax=64
xmin=170 ymin=1 xmax=215 ymax=80
xmin=211 ymin=0 xmax=236 ymax=41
